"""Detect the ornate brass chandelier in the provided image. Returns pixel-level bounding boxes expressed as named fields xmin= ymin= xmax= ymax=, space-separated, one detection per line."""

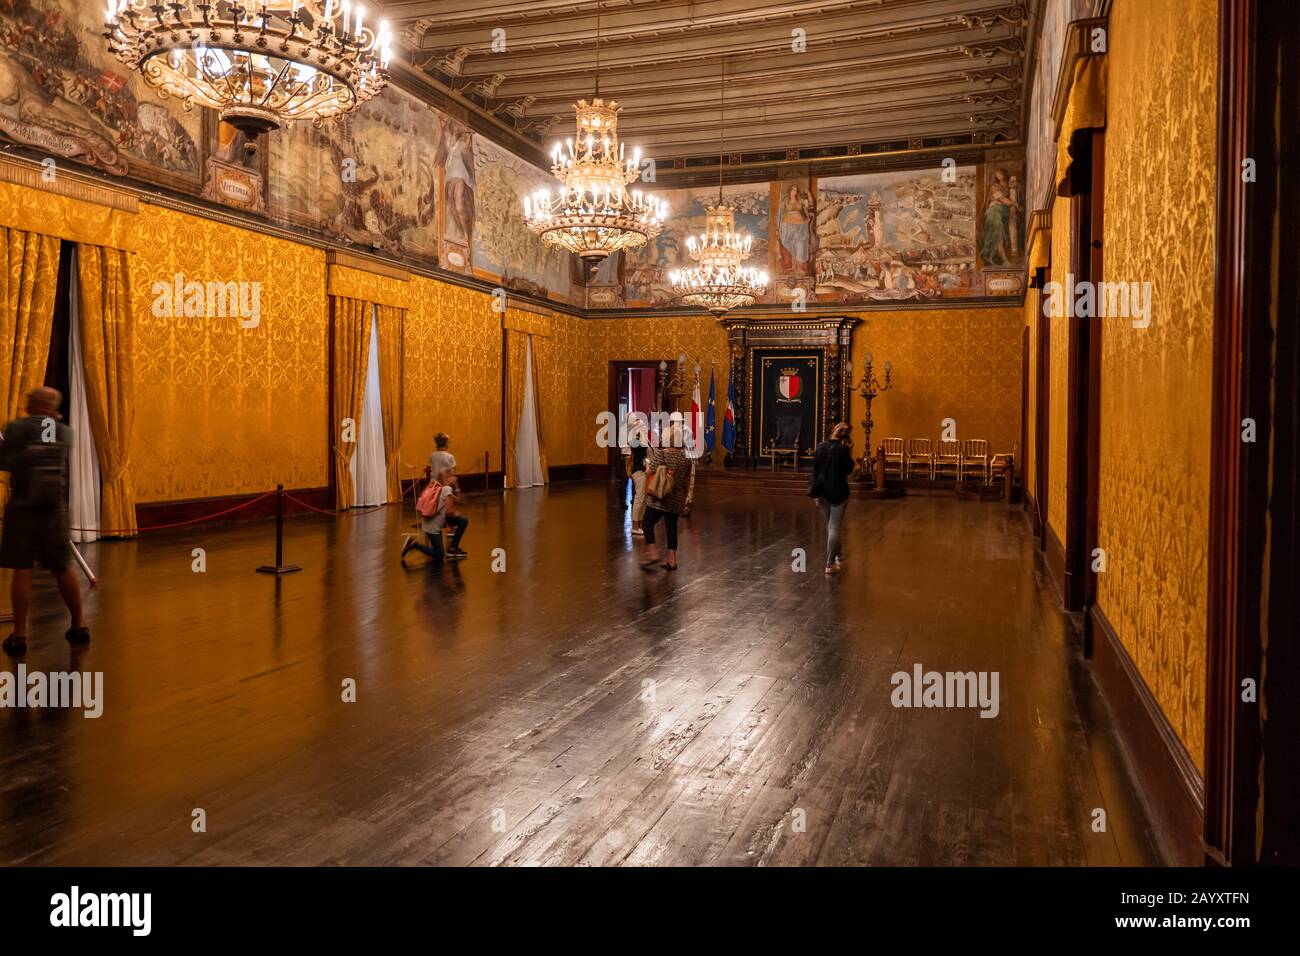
xmin=522 ymin=2 xmax=664 ymax=261
xmin=103 ymin=1 xmax=393 ymax=138
xmin=670 ymin=57 xmax=767 ymax=316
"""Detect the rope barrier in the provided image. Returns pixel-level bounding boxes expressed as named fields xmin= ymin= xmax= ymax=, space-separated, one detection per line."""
xmin=281 ymin=493 xmax=396 ymax=517
xmin=61 ymin=490 xmax=277 ymax=536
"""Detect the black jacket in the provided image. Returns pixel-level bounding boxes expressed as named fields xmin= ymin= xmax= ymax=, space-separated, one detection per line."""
xmin=809 ymin=440 xmax=854 ymax=505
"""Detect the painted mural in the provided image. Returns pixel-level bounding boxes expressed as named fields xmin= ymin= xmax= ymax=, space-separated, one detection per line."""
xmin=0 ymin=0 xmax=200 ymax=185
xmin=471 ymin=133 xmax=570 ymax=300
xmin=620 ymin=182 xmax=770 ymax=307
xmin=813 ymin=165 xmax=978 ymax=302
xmin=268 ymin=84 xmax=439 ymax=261
xmin=436 ymin=117 xmax=475 ymax=273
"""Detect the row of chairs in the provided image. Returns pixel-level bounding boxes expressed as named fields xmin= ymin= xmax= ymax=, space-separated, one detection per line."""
xmin=881 ymin=438 xmax=999 ymax=483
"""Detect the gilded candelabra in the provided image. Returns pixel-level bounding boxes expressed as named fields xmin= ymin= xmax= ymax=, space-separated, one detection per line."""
xmin=856 ymin=353 xmax=893 ymax=486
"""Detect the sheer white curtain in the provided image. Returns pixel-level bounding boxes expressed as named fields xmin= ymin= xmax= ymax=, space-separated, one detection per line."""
xmin=350 ymin=307 xmax=388 ymax=507
xmin=514 ymin=334 xmax=545 ymax=488
xmin=67 ymin=247 xmax=102 ymax=543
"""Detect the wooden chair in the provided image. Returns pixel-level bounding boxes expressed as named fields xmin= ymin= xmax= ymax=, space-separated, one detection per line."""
xmin=988 ymin=452 xmax=1014 ymax=485
xmin=934 ymin=440 xmax=961 ymax=481
xmin=880 ymin=438 xmax=905 ymax=481
xmin=960 ymin=439 xmax=991 ymax=482
xmin=904 ymin=438 xmax=934 ymax=479
xmin=768 ymin=419 xmax=802 ymax=471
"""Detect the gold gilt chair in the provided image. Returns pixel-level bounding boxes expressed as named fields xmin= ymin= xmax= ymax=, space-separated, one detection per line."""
xmin=880 ymin=438 xmax=906 ymax=481
xmin=904 ymin=438 xmax=934 ymax=479
xmin=933 ymin=440 xmax=961 ymax=481
xmin=960 ymin=439 xmax=992 ymax=483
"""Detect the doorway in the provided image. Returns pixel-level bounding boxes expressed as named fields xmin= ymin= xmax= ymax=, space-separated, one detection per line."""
xmin=607 ymin=360 xmax=666 ymax=482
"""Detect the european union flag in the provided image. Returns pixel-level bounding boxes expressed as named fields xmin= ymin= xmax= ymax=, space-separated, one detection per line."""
xmin=721 ymin=376 xmax=737 ymax=456
xmin=704 ymin=368 xmax=717 ymax=455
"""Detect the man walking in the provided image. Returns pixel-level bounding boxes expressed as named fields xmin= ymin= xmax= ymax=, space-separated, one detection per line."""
xmin=1 ymin=387 xmax=89 ymax=655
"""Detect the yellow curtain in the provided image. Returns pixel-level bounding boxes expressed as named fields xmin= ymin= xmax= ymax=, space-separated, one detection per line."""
xmin=376 ymin=304 xmax=404 ymax=501
xmin=75 ymin=244 xmax=137 ymax=535
xmin=0 ymin=228 xmax=60 ymax=508
xmin=332 ymin=295 xmax=372 ymax=509
xmin=504 ymin=329 xmax=527 ymax=487
xmin=528 ymin=333 xmax=548 ymax=482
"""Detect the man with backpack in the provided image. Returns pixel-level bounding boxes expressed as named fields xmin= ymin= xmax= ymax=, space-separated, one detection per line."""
xmin=401 ymin=466 xmax=468 ymax=564
xmin=0 ymin=387 xmax=89 ymax=655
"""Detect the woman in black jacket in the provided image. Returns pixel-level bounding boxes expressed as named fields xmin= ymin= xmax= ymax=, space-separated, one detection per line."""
xmin=809 ymin=422 xmax=856 ymax=574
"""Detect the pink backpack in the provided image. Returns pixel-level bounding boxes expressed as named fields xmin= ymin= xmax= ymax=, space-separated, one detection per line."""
xmin=416 ymin=480 xmax=445 ymax=518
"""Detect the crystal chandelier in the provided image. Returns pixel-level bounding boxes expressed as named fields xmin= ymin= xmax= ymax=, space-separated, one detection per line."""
xmin=103 ymin=1 xmax=393 ymax=138
xmin=522 ymin=2 xmax=664 ymax=261
xmin=670 ymin=58 xmax=767 ymax=316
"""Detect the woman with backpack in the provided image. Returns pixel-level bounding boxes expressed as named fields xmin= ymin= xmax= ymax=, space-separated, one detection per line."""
xmin=640 ymin=420 xmax=694 ymax=572
xmin=808 ymin=422 xmax=856 ymax=575
xmin=402 ymin=466 xmax=468 ymax=564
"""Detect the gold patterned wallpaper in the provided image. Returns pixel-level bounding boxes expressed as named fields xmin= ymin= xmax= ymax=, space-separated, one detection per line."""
xmin=1047 ymin=195 xmax=1071 ymax=542
xmin=1095 ymin=0 xmax=1217 ymax=768
xmin=849 ymin=306 xmax=1023 ymax=460
xmin=398 ymin=277 xmax=503 ymax=479
xmin=132 ymin=204 xmax=328 ymax=502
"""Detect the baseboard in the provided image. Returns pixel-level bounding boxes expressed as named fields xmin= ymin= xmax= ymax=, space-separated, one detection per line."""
xmin=1044 ymin=521 xmax=1066 ymax=598
xmin=548 ymin=463 xmax=609 ymax=483
xmin=1088 ymin=604 xmax=1205 ymax=866
xmin=135 ymin=487 xmax=331 ymax=531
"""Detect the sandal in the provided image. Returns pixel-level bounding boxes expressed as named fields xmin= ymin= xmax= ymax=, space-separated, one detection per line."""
xmin=65 ymin=626 xmax=91 ymax=645
xmin=661 ymin=562 xmax=678 ymax=571
xmin=3 ymin=634 xmax=27 ymax=656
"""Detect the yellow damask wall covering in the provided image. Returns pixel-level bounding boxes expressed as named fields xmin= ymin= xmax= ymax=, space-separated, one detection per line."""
xmin=849 ymin=306 xmax=1023 ymax=461
xmin=399 ymin=277 xmax=503 ymax=479
xmin=1096 ymin=0 xmax=1217 ymax=766
xmin=132 ymin=204 xmax=328 ymax=502
xmin=1047 ymin=195 xmax=1071 ymax=543
xmin=1024 ymin=290 xmax=1038 ymax=499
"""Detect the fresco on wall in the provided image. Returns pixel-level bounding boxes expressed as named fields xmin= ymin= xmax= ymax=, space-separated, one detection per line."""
xmin=814 ymin=166 xmax=978 ymax=302
xmin=0 ymin=0 xmax=200 ymax=185
xmin=471 ymin=133 xmax=570 ymax=300
xmin=267 ymin=85 xmax=439 ymax=261
xmin=622 ymin=182 xmax=770 ymax=307
xmin=1026 ymin=0 xmax=1071 ymax=214
xmin=436 ymin=117 xmax=474 ymax=273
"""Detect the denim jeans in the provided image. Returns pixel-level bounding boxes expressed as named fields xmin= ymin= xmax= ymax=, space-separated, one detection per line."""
xmin=818 ymin=499 xmax=846 ymax=564
xmin=412 ymin=515 xmax=468 ymax=561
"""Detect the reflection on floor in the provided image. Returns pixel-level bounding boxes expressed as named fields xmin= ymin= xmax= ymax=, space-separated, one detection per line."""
xmin=0 ymin=484 xmax=1163 ymax=865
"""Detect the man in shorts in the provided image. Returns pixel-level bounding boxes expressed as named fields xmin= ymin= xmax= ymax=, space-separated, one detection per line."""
xmin=0 ymin=387 xmax=89 ymax=655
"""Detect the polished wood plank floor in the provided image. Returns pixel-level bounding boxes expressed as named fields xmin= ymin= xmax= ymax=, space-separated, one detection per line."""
xmin=0 ymin=484 xmax=1163 ymax=866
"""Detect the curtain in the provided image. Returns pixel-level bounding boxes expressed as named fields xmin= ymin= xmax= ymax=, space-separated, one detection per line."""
xmin=376 ymin=304 xmax=404 ymax=501
xmin=68 ymin=247 xmax=101 ymax=543
xmin=75 ymin=244 xmax=136 ymax=535
xmin=504 ymin=328 xmax=527 ymax=487
xmin=0 ymin=228 xmax=60 ymax=509
xmin=514 ymin=335 xmax=545 ymax=488
xmin=528 ymin=332 xmax=549 ymax=481
xmin=332 ymin=295 xmax=372 ymax=509
xmin=350 ymin=308 xmax=388 ymax=507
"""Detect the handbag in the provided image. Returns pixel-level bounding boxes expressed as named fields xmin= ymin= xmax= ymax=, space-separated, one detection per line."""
xmin=807 ymin=443 xmax=827 ymax=498
xmin=648 ymin=463 xmax=676 ymax=499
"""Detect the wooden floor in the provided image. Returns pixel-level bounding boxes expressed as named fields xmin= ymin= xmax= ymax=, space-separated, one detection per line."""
xmin=0 ymin=483 xmax=1164 ymax=866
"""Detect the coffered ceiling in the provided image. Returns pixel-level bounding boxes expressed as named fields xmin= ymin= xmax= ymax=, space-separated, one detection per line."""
xmin=381 ymin=0 xmax=1033 ymax=167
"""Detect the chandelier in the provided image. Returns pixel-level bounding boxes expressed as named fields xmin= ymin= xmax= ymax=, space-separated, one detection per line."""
xmin=521 ymin=2 xmax=664 ymax=261
xmin=670 ymin=58 xmax=767 ymax=316
xmin=103 ymin=1 xmax=393 ymax=138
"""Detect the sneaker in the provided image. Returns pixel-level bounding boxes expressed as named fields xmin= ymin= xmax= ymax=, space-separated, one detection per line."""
xmin=447 ymin=549 xmax=468 ymax=559
xmin=631 ymin=527 xmax=644 ymax=536
xmin=401 ymin=534 xmax=417 ymax=558
xmin=824 ymin=565 xmax=841 ymax=575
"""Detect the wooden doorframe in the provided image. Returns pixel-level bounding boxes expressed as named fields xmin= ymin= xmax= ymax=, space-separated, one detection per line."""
xmin=1034 ymin=271 xmax=1051 ymax=548
xmin=1204 ymin=0 xmax=1300 ymax=866
xmin=1019 ymin=324 xmax=1029 ymax=498
xmin=1062 ymin=129 xmax=1105 ymax=615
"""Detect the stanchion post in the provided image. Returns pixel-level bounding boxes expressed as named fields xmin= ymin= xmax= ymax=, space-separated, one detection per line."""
xmin=256 ymin=484 xmax=302 ymax=575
